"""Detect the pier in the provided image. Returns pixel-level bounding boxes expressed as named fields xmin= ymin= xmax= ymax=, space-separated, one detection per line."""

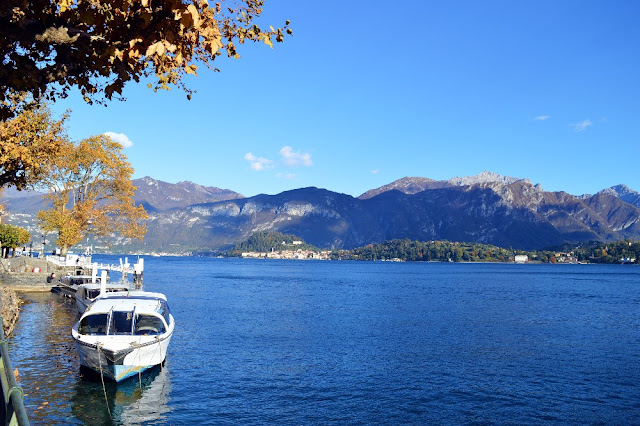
xmin=45 ymin=255 xmax=144 ymax=279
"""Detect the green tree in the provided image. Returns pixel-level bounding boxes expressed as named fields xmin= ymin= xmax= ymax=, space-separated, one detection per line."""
xmin=0 ymin=223 xmax=30 ymax=257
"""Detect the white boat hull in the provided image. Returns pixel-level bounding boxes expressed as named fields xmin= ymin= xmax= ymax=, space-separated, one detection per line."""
xmin=73 ymin=334 xmax=172 ymax=382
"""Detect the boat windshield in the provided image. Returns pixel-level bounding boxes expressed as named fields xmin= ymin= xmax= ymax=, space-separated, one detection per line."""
xmin=134 ymin=314 xmax=166 ymax=336
xmin=78 ymin=314 xmax=108 ymax=335
xmin=158 ymin=301 xmax=172 ymax=324
xmin=78 ymin=310 xmax=166 ymax=336
xmin=109 ymin=311 xmax=134 ymax=335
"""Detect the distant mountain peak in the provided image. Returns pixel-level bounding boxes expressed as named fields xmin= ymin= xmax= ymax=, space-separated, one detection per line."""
xmin=448 ymin=171 xmax=526 ymax=187
xmin=598 ymin=184 xmax=640 ymax=208
xmin=358 ymin=177 xmax=438 ymax=200
xmin=600 ymin=184 xmax=634 ymax=197
xmin=131 ymin=177 xmax=243 ymax=211
xmin=359 ymin=171 xmax=535 ymax=200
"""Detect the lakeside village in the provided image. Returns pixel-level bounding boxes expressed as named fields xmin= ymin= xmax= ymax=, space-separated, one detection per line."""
xmin=213 ymin=232 xmax=640 ymax=264
xmin=236 ymin=245 xmax=635 ymax=264
xmin=2 ymin=229 xmax=639 ymax=265
xmin=240 ymin=240 xmax=332 ymax=260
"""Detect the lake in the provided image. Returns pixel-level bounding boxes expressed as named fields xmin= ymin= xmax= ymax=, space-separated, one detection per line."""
xmin=8 ymin=258 xmax=640 ymax=424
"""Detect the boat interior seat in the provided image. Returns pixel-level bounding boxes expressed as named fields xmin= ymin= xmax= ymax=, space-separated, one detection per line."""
xmin=89 ymin=326 xmax=106 ymax=335
xmin=135 ymin=325 xmax=159 ymax=335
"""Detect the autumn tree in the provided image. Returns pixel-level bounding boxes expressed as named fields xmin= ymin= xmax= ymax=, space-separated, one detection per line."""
xmin=0 ymin=0 xmax=291 ymax=120
xmin=0 ymin=187 xmax=4 ymax=221
xmin=0 ymin=105 xmax=67 ymax=189
xmin=37 ymin=134 xmax=147 ymax=255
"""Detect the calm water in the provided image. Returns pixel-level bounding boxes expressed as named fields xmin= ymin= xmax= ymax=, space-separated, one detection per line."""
xmin=8 ymin=258 xmax=640 ymax=424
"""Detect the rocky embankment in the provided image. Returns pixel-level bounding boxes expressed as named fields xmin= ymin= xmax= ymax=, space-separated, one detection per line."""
xmin=1 ymin=288 xmax=22 ymax=337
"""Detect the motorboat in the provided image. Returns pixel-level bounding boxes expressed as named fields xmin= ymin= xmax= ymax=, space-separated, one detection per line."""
xmin=52 ymin=274 xmax=107 ymax=297
xmin=72 ymin=291 xmax=174 ymax=382
xmin=75 ymin=282 xmax=132 ymax=314
xmin=52 ymin=258 xmax=144 ymax=298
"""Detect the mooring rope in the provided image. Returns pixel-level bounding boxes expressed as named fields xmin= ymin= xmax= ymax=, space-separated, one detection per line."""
xmin=155 ymin=335 xmax=169 ymax=396
xmin=156 ymin=336 xmax=163 ymax=373
xmin=138 ymin=338 xmax=143 ymax=388
xmin=97 ymin=343 xmax=113 ymax=421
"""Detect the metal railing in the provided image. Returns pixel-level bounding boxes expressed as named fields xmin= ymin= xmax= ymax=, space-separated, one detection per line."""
xmin=0 ymin=319 xmax=29 ymax=425
xmin=45 ymin=254 xmax=93 ymax=268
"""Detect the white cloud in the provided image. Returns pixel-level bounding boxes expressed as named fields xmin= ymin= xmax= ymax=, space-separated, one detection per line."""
xmin=103 ymin=131 xmax=133 ymax=148
xmin=533 ymin=115 xmax=550 ymax=121
xmin=572 ymin=119 xmax=593 ymax=132
xmin=244 ymin=152 xmax=274 ymax=171
xmin=279 ymin=146 xmax=313 ymax=167
xmin=370 ymin=169 xmax=380 ymax=174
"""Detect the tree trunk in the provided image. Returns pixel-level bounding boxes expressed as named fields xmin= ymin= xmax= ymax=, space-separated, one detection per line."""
xmin=61 ymin=244 xmax=68 ymax=256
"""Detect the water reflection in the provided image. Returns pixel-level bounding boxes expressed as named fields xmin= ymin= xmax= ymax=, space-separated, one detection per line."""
xmin=72 ymin=365 xmax=172 ymax=425
xmin=10 ymin=293 xmax=171 ymax=425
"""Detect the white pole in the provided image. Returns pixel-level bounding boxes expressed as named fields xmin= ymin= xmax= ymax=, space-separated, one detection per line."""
xmin=123 ymin=257 xmax=129 ymax=280
xmin=100 ymin=270 xmax=107 ymax=296
xmin=91 ymin=262 xmax=98 ymax=283
xmin=133 ymin=258 xmax=144 ymax=285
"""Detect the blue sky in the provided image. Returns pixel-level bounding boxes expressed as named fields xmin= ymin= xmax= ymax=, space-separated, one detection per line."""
xmin=51 ymin=0 xmax=639 ymax=198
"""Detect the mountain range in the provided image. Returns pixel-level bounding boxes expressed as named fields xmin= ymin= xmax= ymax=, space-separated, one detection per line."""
xmin=3 ymin=172 xmax=640 ymax=252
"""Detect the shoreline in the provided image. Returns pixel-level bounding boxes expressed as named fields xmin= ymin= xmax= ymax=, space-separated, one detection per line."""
xmin=1 ymin=287 xmax=23 ymax=337
xmin=1 ymin=274 xmax=51 ymax=337
xmin=0 ymin=272 xmax=54 ymax=293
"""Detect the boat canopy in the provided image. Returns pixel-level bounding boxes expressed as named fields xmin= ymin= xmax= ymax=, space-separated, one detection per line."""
xmin=79 ymin=310 xmax=167 ymax=336
xmin=60 ymin=276 xmax=104 ymax=286
xmin=77 ymin=292 xmax=171 ymax=337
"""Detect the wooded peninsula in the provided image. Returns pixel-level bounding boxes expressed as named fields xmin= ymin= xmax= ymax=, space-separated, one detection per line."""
xmin=224 ymin=231 xmax=640 ymax=264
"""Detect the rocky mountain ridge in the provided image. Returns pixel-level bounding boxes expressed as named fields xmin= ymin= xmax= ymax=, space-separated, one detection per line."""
xmin=358 ymin=171 xmax=543 ymax=200
xmin=133 ymin=176 xmax=243 ymax=212
xmin=2 ymin=174 xmax=639 ymax=252
xmin=139 ymin=177 xmax=640 ymax=252
xmin=2 ymin=177 xmax=243 ymax=214
xmin=598 ymin=184 xmax=640 ymax=209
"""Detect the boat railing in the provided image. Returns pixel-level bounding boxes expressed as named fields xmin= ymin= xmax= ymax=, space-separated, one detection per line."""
xmin=0 ymin=317 xmax=30 ymax=425
xmin=91 ymin=263 xmax=136 ymax=275
xmin=45 ymin=257 xmax=141 ymax=276
xmin=45 ymin=255 xmax=93 ymax=269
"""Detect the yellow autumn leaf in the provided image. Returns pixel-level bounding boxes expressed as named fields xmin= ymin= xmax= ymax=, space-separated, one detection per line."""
xmin=57 ymin=0 xmax=74 ymax=13
xmin=145 ymin=43 xmax=157 ymax=57
xmin=187 ymin=4 xmax=200 ymax=26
